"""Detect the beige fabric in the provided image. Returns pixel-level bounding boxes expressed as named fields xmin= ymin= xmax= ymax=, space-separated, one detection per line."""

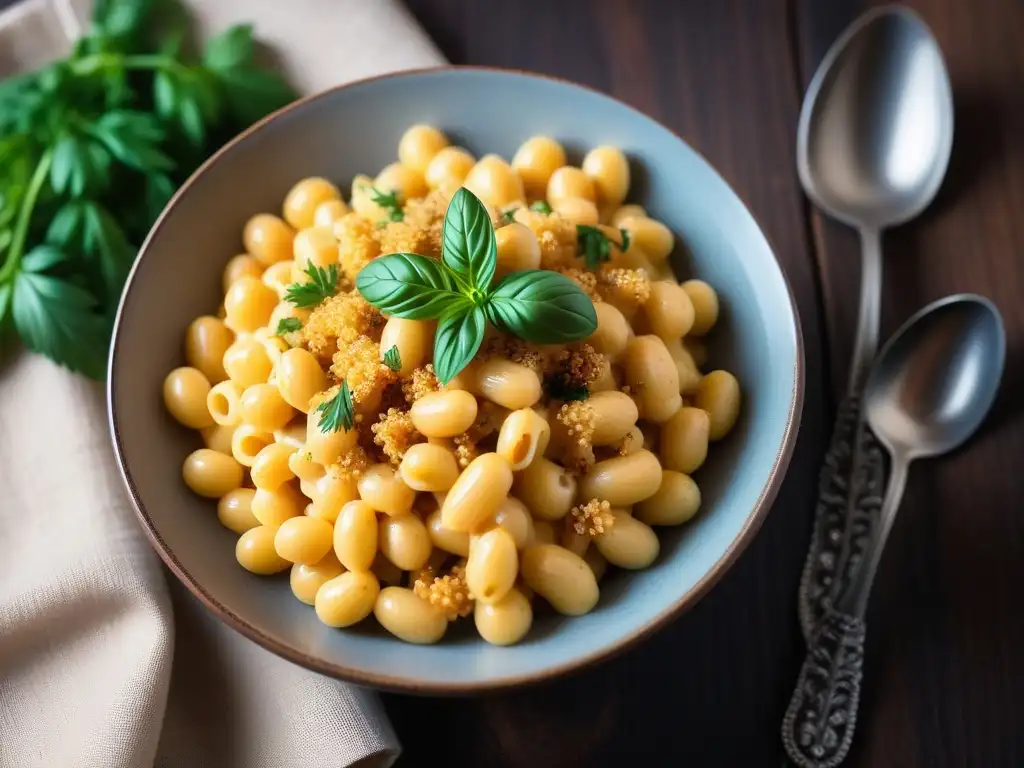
xmin=0 ymin=1 xmax=444 ymax=766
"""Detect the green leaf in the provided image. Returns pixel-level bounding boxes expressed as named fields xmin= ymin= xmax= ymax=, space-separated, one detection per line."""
xmin=145 ymin=173 xmax=176 ymax=221
xmin=545 ymin=374 xmax=589 ymax=402
xmin=501 ymin=208 xmax=518 ymax=225
xmin=49 ymin=135 xmax=79 ymax=195
xmin=433 ymin=303 xmax=485 ymax=385
xmin=485 ymin=270 xmax=598 ymax=343
xmin=213 ymin=67 xmax=296 ymax=127
xmin=21 ymin=244 xmax=68 ymax=273
xmin=177 ymin=94 xmax=205 ymax=145
xmin=82 ymin=202 xmax=134 ymax=301
xmin=154 ymin=71 xmax=177 ymax=119
xmin=202 ymin=24 xmax=255 ymax=71
xmin=442 ymin=187 xmax=496 ymax=292
xmin=365 ymin=186 xmax=404 ymax=223
xmin=383 ymin=345 xmax=402 ymax=372
xmin=284 ymin=263 xmax=338 ymax=308
xmin=576 ymin=225 xmax=612 ymax=270
xmin=619 ymin=227 xmax=631 ymax=253
xmin=530 ymin=200 xmax=552 ymax=214
xmin=91 ymin=111 xmax=174 ymax=174
xmin=316 ymin=380 xmax=355 ymax=433
xmin=92 ymin=0 xmax=154 ymax=39
xmin=355 ymin=253 xmax=462 ymax=320
xmin=11 ymin=271 xmax=108 ymax=379
xmin=46 ymin=201 xmax=86 ymax=249
xmin=276 ymin=317 xmax=302 ymax=336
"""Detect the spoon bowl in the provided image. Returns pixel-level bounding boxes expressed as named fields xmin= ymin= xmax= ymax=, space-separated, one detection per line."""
xmin=797 ymin=6 xmax=954 ymax=229
xmin=864 ymin=294 xmax=1005 ymax=459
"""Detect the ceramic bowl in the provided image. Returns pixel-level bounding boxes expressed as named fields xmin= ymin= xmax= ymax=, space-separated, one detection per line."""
xmin=109 ymin=66 xmax=803 ymax=693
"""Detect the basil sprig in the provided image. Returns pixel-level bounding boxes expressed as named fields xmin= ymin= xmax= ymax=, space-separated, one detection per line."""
xmin=356 ymin=188 xmax=597 ymax=384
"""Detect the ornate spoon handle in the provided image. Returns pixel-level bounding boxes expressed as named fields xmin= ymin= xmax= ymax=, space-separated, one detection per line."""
xmin=782 ymin=609 xmax=866 ymax=768
xmin=797 ymin=393 xmax=887 ymax=640
xmin=784 ymin=448 xmax=910 ymax=768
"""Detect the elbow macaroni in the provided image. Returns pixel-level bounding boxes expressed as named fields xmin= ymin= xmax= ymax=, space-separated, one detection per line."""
xmin=163 ymin=125 xmax=742 ymax=645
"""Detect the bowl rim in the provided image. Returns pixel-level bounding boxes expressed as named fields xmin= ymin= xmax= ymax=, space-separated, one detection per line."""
xmin=107 ymin=64 xmax=805 ymax=695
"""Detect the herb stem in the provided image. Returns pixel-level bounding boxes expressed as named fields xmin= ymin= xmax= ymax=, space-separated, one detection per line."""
xmin=0 ymin=149 xmax=53 ymax=284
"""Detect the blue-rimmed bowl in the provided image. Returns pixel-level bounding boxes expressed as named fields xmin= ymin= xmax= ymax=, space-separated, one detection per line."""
xmin=109 ymin=66 xmax=803 ymax=693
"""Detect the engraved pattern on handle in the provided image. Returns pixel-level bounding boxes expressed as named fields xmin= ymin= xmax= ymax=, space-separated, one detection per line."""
xmin=782 ymin=610 xmax=867 ymax=768
xmin=797 ymin=394 xmax=888 ymax=640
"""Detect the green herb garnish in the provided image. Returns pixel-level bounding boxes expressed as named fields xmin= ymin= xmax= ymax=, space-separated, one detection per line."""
xmin=356 ymin=188 xmax=598 ymax=384
xmin=383 ymin=344 xmax=402 ymax=371
xmin=275 ymin=317 xmax=302 ymax=336
xmin=501 ymin=208 xmax=519 ymax=225
xmin=316 ymin=380 xmax=355 ymax=433
xmin=284 ymin=263 xmax=338 ymax=308
xmin=545 ymin=374 xmax=589 ymax=402
xmin=529 ymin=200 xmax=552 ymax=214
xmin=576 ymin=225 xmax=631 ymax=270
xmin=365 ymin=185 xmax=404 ymax=223
xmin=0 ymin=1 xmax=296 ymax=378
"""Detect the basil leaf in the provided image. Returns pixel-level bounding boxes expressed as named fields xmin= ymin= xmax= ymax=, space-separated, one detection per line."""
xmin=485 ymin=270 xmax=598 ymax=343
xmin=442 ymin=187 xmax=496 ymax=293
xmin=356 ymin=253 xmax=463 ymax=320
xmin=433 ymin=303 xmax=485 ymax=385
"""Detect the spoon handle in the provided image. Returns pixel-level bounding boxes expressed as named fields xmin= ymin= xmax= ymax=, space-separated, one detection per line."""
xmin=797 ymin=394 xmax=888 ymax=640
xmin=781 ymin=608 xmax=866 ymax=768
xmin=784 ymin=456 xmax=910 ymax=768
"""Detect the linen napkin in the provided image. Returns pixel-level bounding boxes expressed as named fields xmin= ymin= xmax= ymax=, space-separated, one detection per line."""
xmin=0 ymin=1 xmax=444 ymax=766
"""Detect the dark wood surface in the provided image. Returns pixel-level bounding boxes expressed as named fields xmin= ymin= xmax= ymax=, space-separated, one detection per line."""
xmin=385 ymin=1 xmax=1024 ymax=766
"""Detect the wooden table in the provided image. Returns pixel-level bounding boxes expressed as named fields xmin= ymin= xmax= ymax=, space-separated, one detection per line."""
xmin=386 ymin=1 xmax=1024 ymax=765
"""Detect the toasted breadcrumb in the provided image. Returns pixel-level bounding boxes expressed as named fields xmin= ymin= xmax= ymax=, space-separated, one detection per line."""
xmin=330 ymin=336 xmax=395 ymax=406
xmin=413 ymin=563 xmax=474 ymax=621
xmin=377 ymin=220 xmax=437 ymax=259
xmin=328 ymin=445 xmax=371 ymax=483
xmin=452 ymin=433 xmax=479 ymax=469
xmin=557 ymin=400 xmax=597 ymax=474
xmin=371 ymin=407 xmax=422 ymax=465
xmin=397 ymin=190 xmax=449 ymax=258
xmin=402 ymin=364 xmax=441 ymax=404
xmin=571 ymin=499 xmax=615 ymax=538
xmin=597 ymin=266 xmax=651 ymax=309
xmin=615 ymin=426 xmax=643 ymax=456
xmin=551 ymin=344 xmax=604 ymax=390
xmin=516 ymin=209 xmax=578 ymax=271
xmin=559 ymin=268 xmax=602 ymax=302
xmin=303 ymin=293 xmax=384 ymax=359
xmin=335 ymin=213 xmax=381 ymax=278
xmin=480 ymin=334 xmax=544 ymax=373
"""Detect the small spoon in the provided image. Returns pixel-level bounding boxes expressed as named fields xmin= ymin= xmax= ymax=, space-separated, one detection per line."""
xmin=797 ymin=5 xmax=955 ymax=641
xmin=783 ymin=295 xmax=1005 ymax=768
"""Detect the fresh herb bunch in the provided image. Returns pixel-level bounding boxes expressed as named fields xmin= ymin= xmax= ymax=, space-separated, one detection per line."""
xmin=0 ymin=0 xmax=296 ymax=378
xmin=577 ymin=224 xmax=630 ymax=270
xmin=357 ymin=188 xmax=598 ymax=385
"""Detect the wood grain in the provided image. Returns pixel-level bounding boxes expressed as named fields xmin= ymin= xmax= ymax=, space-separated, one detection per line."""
xmin=795 ymin=1 xmax=1024 ymax=766
xmin=391 ymin=0 xmax=829 ymax=765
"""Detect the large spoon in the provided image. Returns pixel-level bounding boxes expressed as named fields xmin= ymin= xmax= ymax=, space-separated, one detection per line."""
xmin=783 ymin=295 xmax=1006 ymax=768
xmin=797 ymin=6 xmax=955 ymax=640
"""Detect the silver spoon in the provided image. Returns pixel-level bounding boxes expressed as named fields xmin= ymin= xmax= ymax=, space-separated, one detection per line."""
xmin=797 ymin=6 xmax=955 ymax=640
xmin=783 ymin=295 xmax=1006 ymax=768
